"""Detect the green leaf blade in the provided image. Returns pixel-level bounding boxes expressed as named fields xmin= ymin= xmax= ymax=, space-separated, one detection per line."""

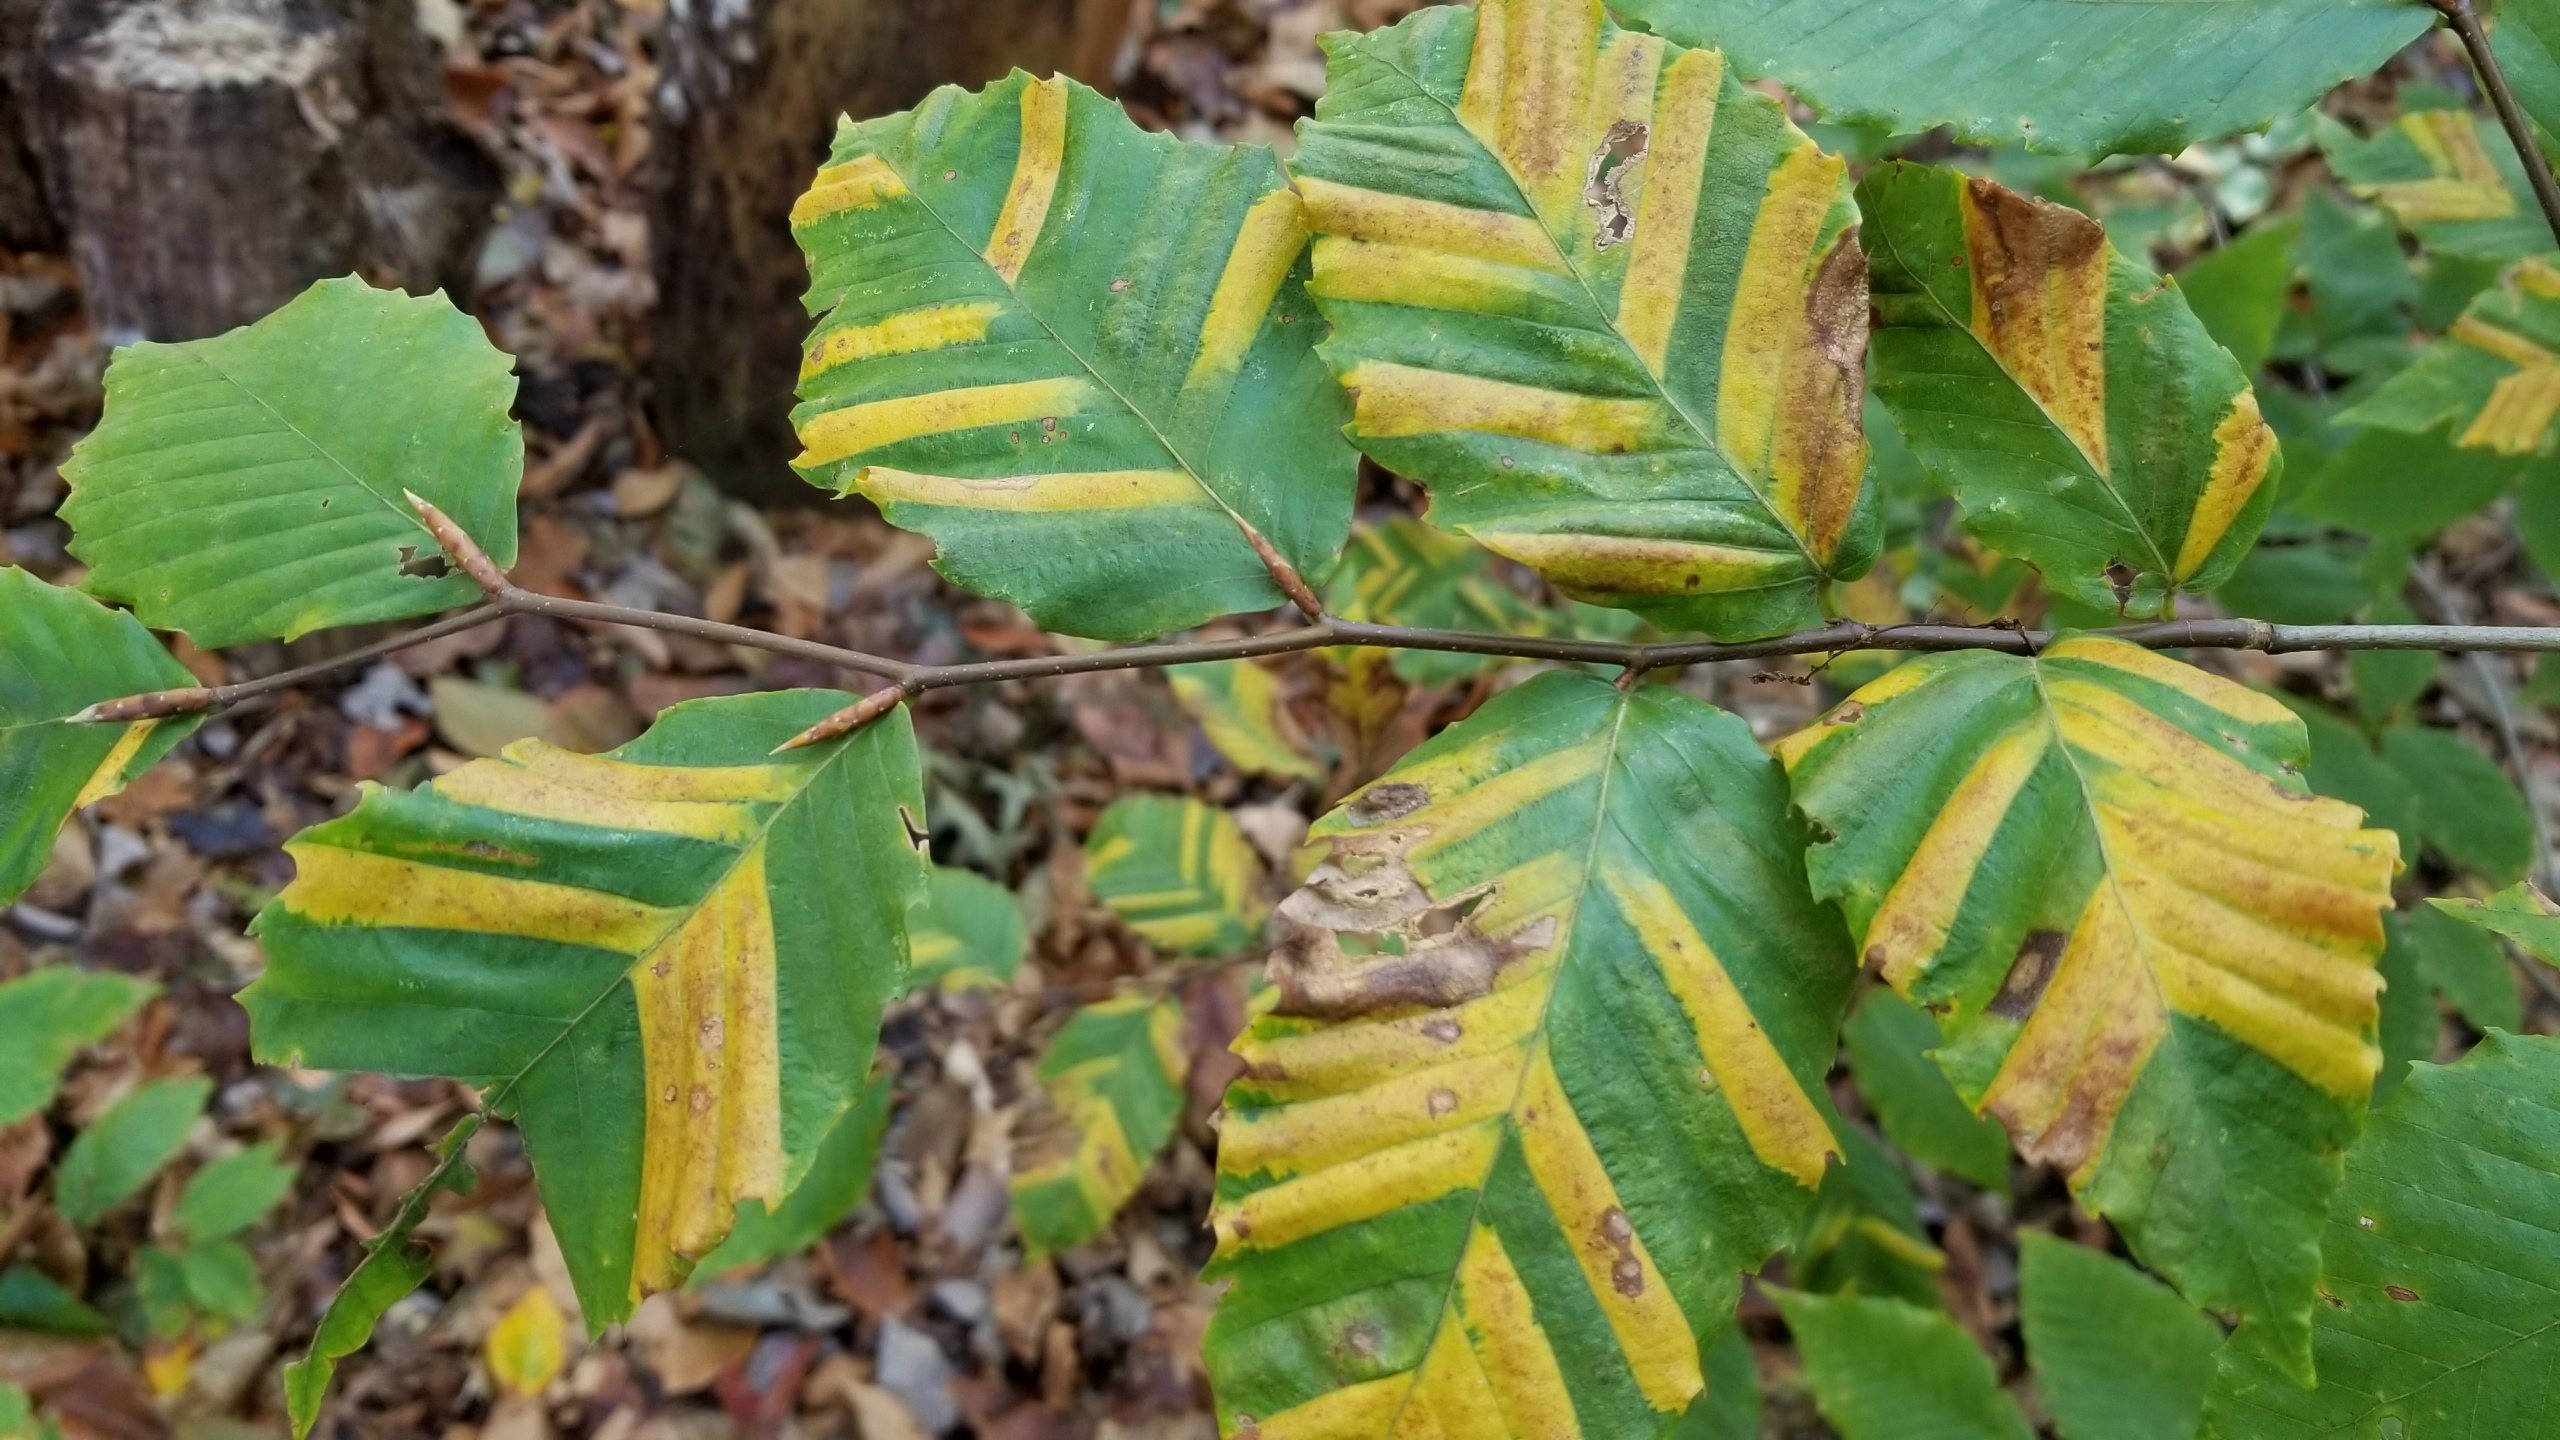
xmin=1776 ymin=1290 xmax=2034 ymax=1440
xmin=0 ymin=965 xmax=157 ymax=1125
xmin=1859 ymin=163 xmax=2283 ymax=615
xmin=2019 ymin=1232 xmax=2219 ymax=1440
xmin=59 ymin=279 xmax=521 ymax=648
xmin=1612 ymin=0 xmax=2429 ymax=159
xmin=243 ymin=690 xmax=928 ymax=1325
xmin=1843 ymin=987 xmax=2009 ymax=1190
xmin=174 ymin=1140 xmax=297 ymax=1244
xmin=55 ymin=1075 xmax=212 ymax=1227
xmin=907 ymin=865 xmax=1027 ymax=991
xmin=1 ymin=568 xmax=201 ymax=907
xmin=1010 ymin=995 xmax=1192 ymax=1256
xmin=1203 ymin=671 xmax=1854 ymax=1434
xmin=788 ymin=74 xmax=1356 ymax=641
xmin=1290 ymin=0 xmax=1880 ymax=640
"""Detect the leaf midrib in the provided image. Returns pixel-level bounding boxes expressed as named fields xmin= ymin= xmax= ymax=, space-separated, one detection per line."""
xmin=1872 ymin=208 xmax=2176 ymax=585
xmin=1379 ymin=686 xmax=1634 ymax=1439
xmin=1357 ymin=35 xmax=1825 ymax=577
xmin=168 ymin=341 xmax=441 ymax=551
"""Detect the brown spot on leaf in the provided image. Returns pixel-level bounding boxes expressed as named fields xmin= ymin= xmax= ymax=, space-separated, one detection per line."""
xmin=1581 ymin=120 xmax=1649 ymax=251
xmin=1594 ymin=1206 xmax=1645 ymax=1296
xmin=2386 ymin=1285 xmax=2421 ymax=1302
xmin=2105 ymin=559 xmax=2141 ymax=612
xmin=1339 ymin=1321 xmax=1384 ymax=1360
xmin=1422 ymin=1019 xmax=1462 ymax=1044
xmin=1426 ymin=1088 xmax=1458 ymax=1118
xmin=1827 ymin=700 xmax=1866 ymax=727
xmin=1347 ymin=782 xmax=1430 ymax=825
xmin=1988 ymin=931 xmax=2065 ymax=1020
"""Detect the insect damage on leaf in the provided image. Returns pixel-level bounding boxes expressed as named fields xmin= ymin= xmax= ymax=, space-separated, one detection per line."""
xmin=1582 ymin=120 xmax=1649 ymax=250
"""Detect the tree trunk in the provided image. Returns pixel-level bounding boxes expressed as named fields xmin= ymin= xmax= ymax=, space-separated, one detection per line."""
xmin=15 ymin=0 xmax=496 ymax=341
xmin=648 ymin=0 xmax=1127 ymax=502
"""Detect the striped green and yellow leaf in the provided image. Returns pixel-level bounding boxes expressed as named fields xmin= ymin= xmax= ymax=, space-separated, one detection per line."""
xmin=1084 ymin=795 xmax=1268 ymax=957
xmin=2317 ymin=110 xmax=2548 ymax=262
xmin=2427 ymin=880 xmax=2560 ymax=968
xmin=1324 ymin=517 xmax=1641 ymax=685
xmin=242 ymin=690 xmax=928 ymax=1326
xmin=694 ymin=1067 xmax=895 ymax=1276
xmin=1778 ymin=636 xmax=2399 ymax=1379
xmin=2343 ymin=255 xmax=2560 ymax=456
xmin=60 ymin=278 xmax=520 ymax=648
xmin=1204 ymin=671 xmax=1854 ymax=1437
xmin=3 ymin=568 xmax=200 ymax=906
xmin=1010 ymin=993 xmax=1191 ymax=1256
xmin=787 ymin=73 xmax=1356 ymax=640
xmin=1170 ymin=660 xmax=1326 ymax=783
xmin=1290 ymin=0 xmax=1880 ymax=640
xmin=1860 ymin=164 xmax=2283 ymax=617
xmin=2201 ymin=1032 xmax=2560 ymax=1438
xmin=908 ymin=865 xmax=1027 ymax=992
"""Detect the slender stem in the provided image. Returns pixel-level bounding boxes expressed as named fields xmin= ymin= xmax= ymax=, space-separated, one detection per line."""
xmin=2433 ymin=0 xmax=2560 ymax=247
xmin=2410 ymin=559 xmax=2560 ymax=891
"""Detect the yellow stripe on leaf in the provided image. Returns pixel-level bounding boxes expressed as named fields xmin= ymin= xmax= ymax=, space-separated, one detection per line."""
xmin=1293 ymin=176 xmax=1566 ymax=273
xmin=1246 ymin=1373 xmax=1413 ymax=1440
xmin=1310 ymin=239 xmax=1579 ymax=320
xmin=1232 ymin=979 xmax=1548 ymax=1103
xmin=73 ymin=720 xmax=159 ymax=809
xmin=1603 ymin=865 xmax=1838 ymax=1186
xmin=279 ymin=844 xmax=674 ymax=954
xmin=1447 ymin=1224 xmax=1583 ymax=1440
xmin=796 ymin=376 xmax=1095 ymax=469
xmin=788 ymin=154 xmax=909 ymax=226
xmin=1468 ymin=528 xmax=1799 ymax=597
xmin=630 ymin=840 xmax=785 ymax=1294
xmin=1615 ymin=47 xmax=1722 ymax=375
xmin=433 ymin=743 xmax=781 ymax=844
xmin=1212 ymin=1123 xmax=1504 ymax=1257
xmin=1218 ymin=1048 xmax=1525 ymax=1180
xmin=1860 ymin=722 xmax=2051 ymax=986
xmin=801 ymin=302 xmax=1005 ymax=381
xmin=1961 ymin=176 xmax=2111 ymax=476
xmin=2174 ymin=389 xmax=2279 ymax=579
xmin=1513 ymin=1050 xmax=1702 ymax=1412
xmin=985 ymin=77 xmax=1069 ymax=285
xmin=1186 ymin=190 xmax=1310 ymax=391
xmin=1343 ymin=361 xmax=1662 ymax=451
xmin=2462 ymin=365 xmax=2560 ymax=455
xmin=861 ymin=467 xmax=1205 ymax=513
xmin=1455 ymin=0 xmax=1598 ymax=223
xmin=2362 ymin=110 xmax=2515 ymax=222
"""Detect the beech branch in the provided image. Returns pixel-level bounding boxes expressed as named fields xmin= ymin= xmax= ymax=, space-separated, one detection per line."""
xmin=65 ymin=493 xmax=2560 ymax=749
xmin=2432 ymin=0 xmax=2560 ymax=248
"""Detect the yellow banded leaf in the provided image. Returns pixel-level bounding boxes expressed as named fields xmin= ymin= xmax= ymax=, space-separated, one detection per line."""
xmin=2319 ymin=109 xmax=2550 ymax=262
xmin=789 ymin=73 xmax=1356 ymax=641
xmin=1169 ymin=659 xmax=1326 ymax=783
xmin=1321 ymin=517 xmax=1641 ymax=686
xmin=1860 ymin=165 xmax=2283 ymax=616
xmin=242 ymin=690 xmax=929 ymax=1326
xmin=1009 ymin=993 xmax=1192 ymax=1256
xmin=1085 ymin=795 xmax=1270 ymax=957
xmin=907 ymin=865 xmax=1027 ymax=992
xmin=1204 ymin=671 xmax=1854 ymax=1436
xmin=1291 ymin=0 xmax=1879 ymax=641
xmin=2343 ymin=255 xmax=2560 ymax=458
xmin=1779 ymin=636 xmax=2399 ymax=1382
xmin=1 ymin=568 xmax=200 ymax=908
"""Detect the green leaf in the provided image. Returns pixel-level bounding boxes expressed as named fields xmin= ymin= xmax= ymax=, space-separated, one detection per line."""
xmin=2180 ymin=219 xmax=2300 ymax=377
xmin=0 ymin=1264 xmax=112 ymax=1336
xmin=1204 ymin=671 xmax=1854 ymax=1434
xmin=0 ymin=1382 xmax=48 ymax=1440
xmin=1169 ymin=660 xmax=1325 ymax=783
xmin=2347 ymin=601 xmax=2436 ymax=725
xmin=2379 ymin=722 xmax=2535 ymax=884
xmin=242 ymin=690 xmax=929 ymax=1325
xmin=2201 ymin=1032 xmax=2560 ymax=1438
xmin=1860 ymin=164 xmax=2282 ymax=616
xmin=136 ymin=1244 xmax=195 ymax=1339
xmin=1010 ymin=994 xmax=1191 ymax=1256
xmin=284 ymin=1117 xmax=476 ymax=1440
xmin=178 ymin=1238 xmax=265 ymax=1326
xmin=1084 ymin=794 xmax=1267 ymax=957
xmin=2407 ymin=899 xmax=2524 ymax=1033
xmin=692 ymin=1066 xmax=894 ymax=1277
xmin=2520 ymin=464 xmax=2560 ymax=580
xmin=2426 ymin=880 xmax=2560 ymax=967
xmin=2373 ymin=915 xmax=2438 ymax=1107
xmin=786 ymin=73 xmax=1355 ymax=641
xmin=906 ymin=865 xmax=1026 ymax=991
xmin=2297 ymin=189 xmax=2419 ymax=350
xmin=0 ymin=966 xmax=156 ymax=1125
xmin=1791 ymin=1125 xmax=1946 ymax=1310
xmin=1776 ymin=1290 xmax=2034 ymax=1440
xmin=1291 ymin=0 xmax=1881 ymax=640
xmin=1324 ymin=518 xmax=1638 ymax=685
xmin=1675 ymin=1327 xmax=1760 ymax=1440
xmin=2495 ymin=0 xmax=2560 ymax=152
xmin=2019 ymin=1232 xmax=2219 ymax=1440
xmin=2342 ymin=255 xmax=2560 ymax=463
xmin=2292 ymin=426 xmax=2539 ymax=539
xmin=174 ymin=1141 xmax=296 ymax=1244
xmin=2317 ymin=110 xmax=2550 ymax=262
xmin=1611 ymin=0 xmax=2426 ymax=160
xmin=1 ymin=568 xmax=201 ymax=907
xmin=2214 ymin=537 xmax=2379 ymax=627
xmin=1842 ymin=988 xmax=2009 ymax=1190
xmin=54 ymin=1075 xmax=211 ymax=1227
xmin=1779 ymin=636 xmax=2400 ymax=1379
xmin=2285 ymin=698 xmax=2420 ymax=861
xmin=59 ymin=278 xmax=521 ymax=648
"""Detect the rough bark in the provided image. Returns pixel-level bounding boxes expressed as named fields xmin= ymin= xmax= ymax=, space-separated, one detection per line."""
xmin=18 ymin=0 xmax=496 ymax=341
xmin=648 ymin=0 xmax=1127 ymax=502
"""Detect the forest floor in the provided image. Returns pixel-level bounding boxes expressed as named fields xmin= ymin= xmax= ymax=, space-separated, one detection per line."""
xmin=4 ymin=3 xmax=2558 ymax=1440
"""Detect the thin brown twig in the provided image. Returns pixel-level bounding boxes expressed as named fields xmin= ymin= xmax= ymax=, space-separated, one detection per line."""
xmin=2432 ymin=0 xmax=2560 ymax=247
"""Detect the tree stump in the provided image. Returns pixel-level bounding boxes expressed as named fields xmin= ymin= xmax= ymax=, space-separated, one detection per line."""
xmin=648 ymin=0 xmax=1126 ymax=502
xmin=15 ymin=0 xmax=497 ymax=341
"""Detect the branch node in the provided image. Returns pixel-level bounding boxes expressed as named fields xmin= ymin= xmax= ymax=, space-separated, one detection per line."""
xmin=2245 ymin=620 xmax=2278 ymax=652
xmin=72 ymin=687 xmax=219 ymax=724
xmin=773 ymin=686 xmax=910 ymax=753
xmin=405 ymin=490 xmax=511 ymax=595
